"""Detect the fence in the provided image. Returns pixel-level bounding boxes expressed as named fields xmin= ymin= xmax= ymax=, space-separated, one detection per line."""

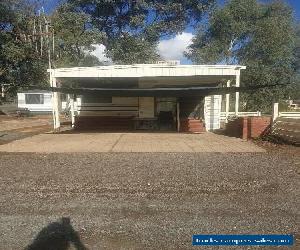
xmin=279 ymin=112 xmax=300 ymax=119
xmin=220 ymin=111 xmax=261 ymax=121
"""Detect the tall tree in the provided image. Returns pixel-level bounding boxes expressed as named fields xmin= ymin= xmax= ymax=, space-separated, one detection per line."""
xmin=0 ymin=0 xmax=48 ymax=97
xmin=186 ymin=0 xmax=297 ymax=112
xmin=51 ymin=4 xmax=105 ymax=67
xmin=63 ymin=0 xmax=216 ymax=64
xmin=1 ymin=0 xmax=215 ymax=97
xmin=0 ymin=0 xmax=107 ymax=99
xmin=291 ymin=22 xmax=300 ymax=101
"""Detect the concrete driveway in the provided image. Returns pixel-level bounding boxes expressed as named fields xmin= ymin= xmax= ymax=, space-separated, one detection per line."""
xmin=0 ymin=132 xmax=264 ymax=153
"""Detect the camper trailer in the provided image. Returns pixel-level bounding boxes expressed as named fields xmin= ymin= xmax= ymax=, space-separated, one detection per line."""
xmin=17 ymin=90 xmax=67 ymax=113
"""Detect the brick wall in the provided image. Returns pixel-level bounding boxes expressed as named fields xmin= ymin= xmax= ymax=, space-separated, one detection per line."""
xmin=248 ymin=117 xmax=271 ymax=138
xmin=180 ymin=118 xmax=205 ymax=133
xmin=75 ymin=116 xmax=134 ymax=130
xmin=225 ymin=116 xmax=271 ymax=139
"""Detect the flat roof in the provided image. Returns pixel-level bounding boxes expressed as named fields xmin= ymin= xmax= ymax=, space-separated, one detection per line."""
xmin=48 ymin=64 xmax=246 ymax=79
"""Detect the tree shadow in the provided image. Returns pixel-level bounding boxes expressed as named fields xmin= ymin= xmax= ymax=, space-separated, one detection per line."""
xmin=25 ymin=217 xmax=87 ymax=250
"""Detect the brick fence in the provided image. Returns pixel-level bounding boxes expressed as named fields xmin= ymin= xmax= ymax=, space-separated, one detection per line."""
xmin=225 ymin=116 xmax=272 ymax=140
xmin=180 ymin=118 xmax=205 ymax=133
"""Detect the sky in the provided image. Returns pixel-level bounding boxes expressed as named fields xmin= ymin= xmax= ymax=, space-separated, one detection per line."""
xmin=43 ymin=0 xmax=300 ymax=64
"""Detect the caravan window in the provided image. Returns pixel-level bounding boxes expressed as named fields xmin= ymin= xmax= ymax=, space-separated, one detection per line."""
xmin=25 ymin=94 xmax=44 ymax=104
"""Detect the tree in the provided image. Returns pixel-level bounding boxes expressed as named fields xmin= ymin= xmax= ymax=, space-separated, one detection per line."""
xmin=63 ymin=0 xmax=216 ymax=64
xmin=186 ymin=0 xmax=297 ymax=112
xmin=0 ymin=0 xmax=108 ymax=99
xmin=1 ymin=0 xmax=216 ymax=98
xmin=0 ymin=0 xmax=48 ymax=98
xmin=106 ymin=35 xmax=159 ymax=64
xmin=51 ymin=4 xmax=105 ymax=67
xmin=290 ymin=22 xmax=300 ymax=101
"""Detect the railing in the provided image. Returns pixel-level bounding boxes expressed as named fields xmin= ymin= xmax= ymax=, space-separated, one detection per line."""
xmin=220 ymin=111 xmax=261 ymax=121
xmin=278 ymin=112 xmax=300 ymax=119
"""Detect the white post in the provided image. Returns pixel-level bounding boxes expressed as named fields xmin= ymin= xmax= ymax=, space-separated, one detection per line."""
xmin=50 ymin=73 xmax=55 ymax=129
xmin=235 ymin=73 xmax=240 ymax=115
xmin=70 ymin=94 xmax=75 ymax=128
xmin=225 ymin=80 xmax=231 ymax=123
xmin=272 ymin=102 xmax=279 ymax=122
xmin=177 ymin=101 xmax=180 ymax=132
xmin=1 ymin=85 xmax=4 ymax=98
xmin=51 ymin=74 xmax=60 ymax=131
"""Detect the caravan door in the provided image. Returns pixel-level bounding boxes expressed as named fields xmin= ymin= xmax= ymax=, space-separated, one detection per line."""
xmin=139 ymin=97 xmax=155 ymax=118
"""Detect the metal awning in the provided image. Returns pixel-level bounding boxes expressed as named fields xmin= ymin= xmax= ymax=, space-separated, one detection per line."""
xmin=49 ymin=85 xmax=266 ymax=97
xmin=48 ymin=64 xmax=246 ymax=88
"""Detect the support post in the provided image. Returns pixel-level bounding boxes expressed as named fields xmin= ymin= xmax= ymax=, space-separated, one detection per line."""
xmin=70 ymin=94 xmax=75 ymax=128
xmin=225 ymin=80 xmax=231 ymax=123
xmin=1 ymin=85 xmax=4 ymax=98
xmin=177 ymin=101 xmax=180 ymax=132
xmin=51 ymin=74 xmax=60 ymax=131
xmin=272 ymin=102 xmax=279 ymax=122
xmin=235 ymin=73 xmax=240 ymax=115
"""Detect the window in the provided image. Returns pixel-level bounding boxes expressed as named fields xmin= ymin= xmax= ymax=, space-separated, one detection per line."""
xmin=83 ymin=95 xmax=112 ymax=103
xmin=25 ymin=94 xmax=44 ymax=104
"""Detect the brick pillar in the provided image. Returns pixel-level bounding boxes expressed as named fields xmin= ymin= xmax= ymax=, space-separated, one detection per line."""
xmin=249 ymin=117 xmax=272 ymax=138
xmin=242 ymin=117 xmax=249 ymax=140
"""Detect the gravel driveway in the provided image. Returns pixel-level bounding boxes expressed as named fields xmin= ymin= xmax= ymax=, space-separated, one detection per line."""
xmin=0 ymin=151 xmax=299 ymax=249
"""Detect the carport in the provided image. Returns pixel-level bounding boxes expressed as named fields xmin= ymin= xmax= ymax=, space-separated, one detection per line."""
xmin=48 ymin=63 xmax=246 ymax=131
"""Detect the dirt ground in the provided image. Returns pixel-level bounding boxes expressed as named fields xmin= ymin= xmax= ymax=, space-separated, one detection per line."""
xmin=0 ymin=151 xmax=299 ymax=250
xmin=0 ymin=115 xmax=69 ymax=145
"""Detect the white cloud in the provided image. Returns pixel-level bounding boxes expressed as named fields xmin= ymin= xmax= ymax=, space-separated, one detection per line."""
xmin=86 ymin=44 xmax=112 ymax=64
xmin=86 ymin=33 xmax=194 ymax=65
xmin=158 ymin=32 xmax=194 ymax=63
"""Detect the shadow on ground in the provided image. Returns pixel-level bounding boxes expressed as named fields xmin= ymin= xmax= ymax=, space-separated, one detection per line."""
xmin=25 ymin=217 xmax=87 ymax=250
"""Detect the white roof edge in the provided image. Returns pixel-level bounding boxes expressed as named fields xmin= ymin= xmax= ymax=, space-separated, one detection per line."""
xmin=48 ymin=64 xmax=246 ymax=73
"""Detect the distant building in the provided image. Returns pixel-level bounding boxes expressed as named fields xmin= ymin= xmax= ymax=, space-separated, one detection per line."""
xmin=288 ymin=99 xmax=300 ymax=110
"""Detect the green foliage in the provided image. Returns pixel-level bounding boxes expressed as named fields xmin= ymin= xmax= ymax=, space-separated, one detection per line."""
xmin=64 ymin=0 xmax=215 ymax=63
xmin=0 ymin=0 xmax=215 ymax=98
xmin=0 ymin=0 xmax=106 ymax=98
xmin=292 ymin=23 xmax=300 ymax=101
xmin=106 ymin=35 xmax=159 ymax=64
xmin=51 ymin=5 xmax=105 ymax=67
xmin=0 ymin=0 xmax=48 ymax=97
xmin=187 ymin=0 xmax=298 ymax=113
xmin=188 ymin=0 xmax=260 ymax=64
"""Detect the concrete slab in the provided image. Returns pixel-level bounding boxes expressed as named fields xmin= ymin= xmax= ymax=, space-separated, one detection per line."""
xmin=0 ymin=132 xmax=265 ymax=153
